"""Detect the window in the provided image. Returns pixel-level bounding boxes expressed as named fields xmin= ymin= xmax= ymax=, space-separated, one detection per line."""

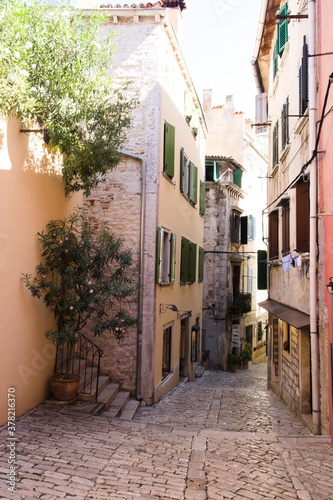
xmin=156 ymin=228 xmax=176 ymax=284
xmin=296 ymin=180 xmax=310 ymax=252
xmin=281 ymin=200 xmax=290 ymax=255
xmin=272 ymin=121 xmax=279 ymax=167
xmin=162 ymin=326 xmax=172 ymax=379
xmin=180 ymin=148 xmax=198 ymax=206
xmin=231 ymin=211 xmax=241 ymax=244
xmin=273 ymin=40 xmax=279 ymax=80
xmin=233 ymin=168 xmax=242 ymax=188
xmin=232 ymin=264 xmax=241 ymax=297
xmin=198 ymin=246 xmax=204 ymax=283
xmin=163 ymin=121 xmax=175 ymax=178
xmin=180 ymin=237 xmax=197 ymax=283
xmin=281 ymin=96 xmax=289 ymax=150
xmin=283 ymin=322 xmax=290 ymax=354
xmin=247 ymin=266 xmax=253 ymax=294
xmin=299 ymin=36 xmax=309 ymax=116
xmin=240 ymin=215 xmax=256 ymax=244
xmin=278 ymin=3 xmax=288 ymax=55
xmin=257 ymin=249 xmax=267 ymax=290
xmin=199 ymin=181 xmax=205 ymax=216
xmin=205 ymin=161 xmax=218 ymax=182
xmin=268 ymin=210 xmax=279 ymax=259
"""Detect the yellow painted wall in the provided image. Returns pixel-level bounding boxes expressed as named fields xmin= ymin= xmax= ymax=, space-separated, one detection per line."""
xmin=0 ymin=117 xmax=81 ymax=425
xmin=154 ymin=88 xmax=205 ymax=399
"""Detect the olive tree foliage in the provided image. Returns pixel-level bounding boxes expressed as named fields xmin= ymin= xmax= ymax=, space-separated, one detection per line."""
xmin=0 ymin=0 xmax=136 ymax=195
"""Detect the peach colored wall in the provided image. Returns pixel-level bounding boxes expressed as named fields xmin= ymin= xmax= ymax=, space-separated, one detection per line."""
xmin=317 ymin=0 xmax=333 ymax=437
xmin=0 ymin=117 xmax=81 ymax=425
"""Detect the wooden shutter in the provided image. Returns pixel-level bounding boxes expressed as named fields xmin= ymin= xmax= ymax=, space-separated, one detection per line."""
xmin=163 ymin=122 xmax=175 ymax=178
xmin=198 ymin=246 xmax=204 ymax=283
xmin=278 ymin=3 xmax=288 ymax=55
xmin=233 ymin=169 xmax=242 ymax=188
xmin=268 ymin=210 xmax=279 ymax=259
xmin=282 ymin=97 xmax=289 ymax=149
xmin=156 ymin=227 xmax=164 ymax=284
xmin=180 ymin=147 xmax=185 ymax=193
xmin=241 ymin=216 xmax=248 ymax=245
xmin=255 ymin=93 xmax=268 ymax=133
xmin=180 ymin=237 xmax=189 ymax=283
xmin=296 ymin=181 xmax=310 ymax=251
xmin=199 ymin=180 xmax=205 ymax=216
xmin=188 ymin=242 xmax=197 ymax=283
xmin=257 ymin=250 xmax=267 ymax=290
xmin=189 ymin=162 xmax=198 ymax=205
xmin=299 ymin=36 xmax=308 ymax=116
xmin=273 ymin=40 xmax=279 ymax=80
xmin=281 ymin=201 xmax=290 ymax=254
xmin=170 ymin=233 xmax=176 ymax=283
xmin=272 ymin=121 xmax=279 ymax=167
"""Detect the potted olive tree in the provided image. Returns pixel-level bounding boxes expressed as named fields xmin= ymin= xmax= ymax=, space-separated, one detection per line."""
xmin=22 ymin=209 xmax=137 ymax=400
xmin=240 ymin=342 xmax=252 ymax=369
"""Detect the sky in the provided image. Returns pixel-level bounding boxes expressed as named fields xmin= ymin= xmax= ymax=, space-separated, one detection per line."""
xmin=180 ymin=0 xmax=263 ymax=120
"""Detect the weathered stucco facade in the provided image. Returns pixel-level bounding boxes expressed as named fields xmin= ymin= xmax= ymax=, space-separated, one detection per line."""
xmin=81 ymin=2 xmax=207 ymax=404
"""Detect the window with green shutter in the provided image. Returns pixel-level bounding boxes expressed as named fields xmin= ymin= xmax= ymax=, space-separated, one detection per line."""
xmin=278 ymin=3 xmax=288 ymax=55
xmin=281 ymin=96 xmax=289 ymax=150
xmin=188 ymin=162 xmax=198 ymax=205
xmin=233 ymin=168 xmax=242 ymax=188
xmin=272 ymin=121 xmax=279 ymax=167
xmin=163 ymin=122 xmax=175 ymax=178
xmin=180 ymin=237 xmax=197 ymax=284
xmin=156 ymin=227 xmax=177 ymax=284
xmin=199 ymin=180 xmax=205 ymax=216
xmin=205 ymin=161 xmax=218 ymax=182
xmin=198 ymin=246 xmax=204 ymax=283
xmin=273 ymin=40 xmax=279 ymax=80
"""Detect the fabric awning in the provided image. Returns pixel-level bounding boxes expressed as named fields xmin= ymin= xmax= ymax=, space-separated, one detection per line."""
xmin=258 ymin=299 xmax=310 ymax=330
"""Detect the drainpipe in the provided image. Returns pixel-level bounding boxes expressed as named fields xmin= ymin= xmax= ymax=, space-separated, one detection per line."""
xmin=308 ymin=0 xmax=320 ymax=435
xmin=117 ymin=150 xmax=146 ymax=402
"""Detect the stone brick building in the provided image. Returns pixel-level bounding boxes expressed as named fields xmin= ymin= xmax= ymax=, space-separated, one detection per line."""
xmin=202 ymin=92 xmax=268 ymax=370
xmin=80 ymin=1 xmax=207 ymax=405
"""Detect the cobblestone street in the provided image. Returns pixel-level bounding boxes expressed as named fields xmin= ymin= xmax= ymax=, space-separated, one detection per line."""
xmin=1 ymin=362 xmax=333 ymax=500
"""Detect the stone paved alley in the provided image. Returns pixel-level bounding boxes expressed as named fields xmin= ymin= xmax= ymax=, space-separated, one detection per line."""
xmin=1 ymin=362 xmax=333 ymax=500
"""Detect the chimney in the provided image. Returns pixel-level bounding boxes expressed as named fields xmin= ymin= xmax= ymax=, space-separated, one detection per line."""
xmin=163 ymin=1 xmax=186 ymax=38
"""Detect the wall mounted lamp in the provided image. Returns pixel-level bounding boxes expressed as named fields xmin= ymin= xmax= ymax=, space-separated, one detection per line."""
xmin=326 ymin=277 xmax=333 ymax=295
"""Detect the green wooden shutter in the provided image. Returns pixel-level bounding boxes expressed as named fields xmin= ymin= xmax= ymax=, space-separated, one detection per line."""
xmin=233 ymin=168 xmax=242 ymax=188
xmin=170 ymin=233 xmax=176 ymax=283
xmin=199 ymin=180 xmax=206 ymax=216
xmin=198 ymin=246 xmax=204 ymax=283
xmin=273 ymin=39 xmax=279 ymax=79
xmin=241 ymin=216 xmax=248 ymax=245
xmin=278 ymin=3 xmax=288 ymax=55
xmin=189 ymin=242 xmax=197 ymax=283
xmin=257 ymin=250 xmax=267 ymax=290
xmin=180 ymin=147 xmax=185 ymax=193
xmin=180 ymin=237 xmax=189 ymax=283
xmin=156 ymin=227 xmax=164 ymax=284
xmin=189 ymin=162 xmax=198 ymax=204
xmin=163 ymin=122 xmax=175 ymax=178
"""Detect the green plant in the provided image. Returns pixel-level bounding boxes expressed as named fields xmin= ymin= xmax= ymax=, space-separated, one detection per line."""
xmin=241 ymin=342 xmax=252 ymax=361
xmin=202 ymin=350 xmax=210 ymax=361
xmin=0 ymin=0 xmax=136 ymax=195
xmin=229 ymin=292 xmax=252 ymax=316
xmin=22 ymin=209 xmax=138 ymax=376
xmin=227 ymin=352 xmax=241 ymax=366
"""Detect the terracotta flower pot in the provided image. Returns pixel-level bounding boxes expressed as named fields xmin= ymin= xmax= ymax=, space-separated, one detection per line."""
xmin=51 ymin=375 xmax=80 ymax=401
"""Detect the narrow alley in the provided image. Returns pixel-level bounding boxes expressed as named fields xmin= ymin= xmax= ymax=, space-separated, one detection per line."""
xmin=1 ymin=363 xmax=333 ymax=500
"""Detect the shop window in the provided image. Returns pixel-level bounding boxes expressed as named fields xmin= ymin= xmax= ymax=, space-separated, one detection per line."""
xmin=281 ymin=200 xmax=290 ymax=255
xmin=268 ymin=210 xmax=279 ymax=259
xmin=180 ymin=237 xmax=197 ymax=283
xmin=162 ymin=326 xmax=172 ymax=379
xmin=163 ymin=121 xmax=175 ymax=178
xmin=156 ymin=228 xmax=176 ymax=284
xmin=296 ymin=180 xmax=309 ymax=252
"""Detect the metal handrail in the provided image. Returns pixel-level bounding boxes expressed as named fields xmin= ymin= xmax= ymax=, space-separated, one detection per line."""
xmin=55 ymin=333 xmax=103 ymax=402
